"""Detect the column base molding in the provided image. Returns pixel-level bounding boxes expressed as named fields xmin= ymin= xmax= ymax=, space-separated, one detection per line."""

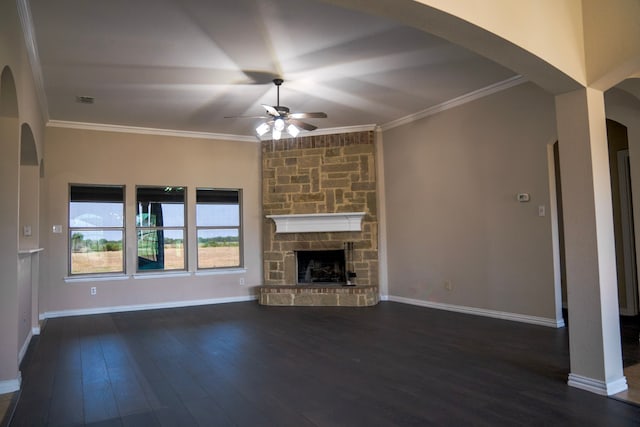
xmin=0 ymin=372 xmax=21 ymax=394
xmin=567 ymin=373 xmax=627 ymax=396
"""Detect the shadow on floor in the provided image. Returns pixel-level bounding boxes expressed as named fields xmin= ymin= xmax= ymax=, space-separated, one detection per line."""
xmin=0 ymin=392 xmax=18 ymax=427
xmin=613 ymin=314 xmax=640 ymax=406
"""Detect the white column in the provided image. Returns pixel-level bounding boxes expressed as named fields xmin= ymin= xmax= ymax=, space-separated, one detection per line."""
xmin=375 ymin=127 xmax=389 ymax=299
xmin=555 ymin=88 xmax=627 ymax=395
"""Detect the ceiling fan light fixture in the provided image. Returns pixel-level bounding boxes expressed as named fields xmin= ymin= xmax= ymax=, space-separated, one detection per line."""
xmin=227 ymin=79 xmax=327 ymax=140
xmin=274 ymin=118 xmax=285 ymax=131
xmin=287 ymin=124 xmax=300 ymax=137
xmin=256 ymin=122 xmax=270 ymax=136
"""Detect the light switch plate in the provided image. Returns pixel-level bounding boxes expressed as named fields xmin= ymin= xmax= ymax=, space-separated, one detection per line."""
xmin=52 ymin=225 xmax=62 ymax=233
xmin=23 ymin=225 xmax=32 ymax=237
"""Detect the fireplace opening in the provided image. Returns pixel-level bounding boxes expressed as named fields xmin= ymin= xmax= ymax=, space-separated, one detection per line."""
xmin=296 ymin=250 xmax=346 ymax=285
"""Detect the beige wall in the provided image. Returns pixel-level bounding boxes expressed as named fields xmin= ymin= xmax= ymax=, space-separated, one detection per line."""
xmin=382 ymin=83 xmax=559 ymax=320
xmin=19 ymin=165 xmax=39 ymax=249
xmin=17 ymin=254 xmax=32 ymax=357
xmin=18 ymin=164 xmax=39 ymax=357
xmin=583 ymin=0 xmax=640 ymax=89
xmin=0 ymin=1 xmax=45 ymax=156
xmin=1 ymin=0 xmax=45 ymax=390
xmin=40 ymin=127 xmax=262 ymax=315
xmin=0 ymin=115 xmax=21 ymax=385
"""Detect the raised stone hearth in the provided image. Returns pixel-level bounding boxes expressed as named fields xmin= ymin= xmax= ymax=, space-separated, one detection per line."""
xmin=261 ymin=131 xmax=379 ymax=306
xmin=258 ymin=284 xmax=379 ymax=307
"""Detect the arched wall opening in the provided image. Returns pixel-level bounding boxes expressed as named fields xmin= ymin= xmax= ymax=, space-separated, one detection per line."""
xmin=1 ymin=66 xmax=18 ymax=118
xmin=0 ymin=65 xmax=22 ymax=391
xmin=605 ymin=89 xmax=640 ymax=315
xmin=18 ymin=122 xmax=41 ymax=356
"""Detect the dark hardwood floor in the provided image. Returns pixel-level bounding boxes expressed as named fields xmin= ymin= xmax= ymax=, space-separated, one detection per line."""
xmin=9 ymin=301 xmax=640 ymax=426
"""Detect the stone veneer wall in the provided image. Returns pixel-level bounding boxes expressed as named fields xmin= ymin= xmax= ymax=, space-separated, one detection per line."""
xmin=262 ymin=131 xmax=378 ymax=286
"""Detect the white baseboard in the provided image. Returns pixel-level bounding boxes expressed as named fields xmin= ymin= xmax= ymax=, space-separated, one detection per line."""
xmin=0 ymin=372 xmax=21 ymax=394
xmin=32 ymin=326 xmax=40 ymax=335
xmin=40 ymin=295 xmax=258 ymax=320
xmin=18 ymin=331 xmax=33 ymax=364
xmin=387 ymin=295 xmax=565 ymax=328
xmin=568 ymin=373 xmax=628 ymax=396
xmin=379 ymin=294 xmax=389 ymax=301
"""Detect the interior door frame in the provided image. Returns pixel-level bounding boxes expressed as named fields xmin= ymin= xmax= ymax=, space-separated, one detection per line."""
xmin=617 ymin=149 xmax=639 ymax=316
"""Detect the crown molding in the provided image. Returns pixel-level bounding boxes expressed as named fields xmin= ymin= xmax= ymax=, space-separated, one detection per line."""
xmin=42 ymin=80 xmax=522 ymax=140
xmin=48 ymin=120 xmax=379 ymax=142
xmin=14 ymin=7 xmax=523 ymax=141
xmin=380 ymin=75 xmax=527 ymax=131
xmin=47 ymin=120 xmax=258 ymax=142
xmin=17 ymin=0 xmax=49 ymax=122
xmin=303 ymin=123 xmax=378 ymax=137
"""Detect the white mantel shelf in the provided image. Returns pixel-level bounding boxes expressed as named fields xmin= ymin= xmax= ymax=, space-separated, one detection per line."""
xmin=267 ymin=212 xmax=366 ymax=233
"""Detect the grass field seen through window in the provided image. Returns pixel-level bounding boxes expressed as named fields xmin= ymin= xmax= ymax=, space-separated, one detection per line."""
xmin=71 ymin=246 xmax=239 ymax=274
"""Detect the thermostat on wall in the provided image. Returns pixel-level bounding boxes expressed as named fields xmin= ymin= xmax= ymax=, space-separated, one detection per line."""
xmin=516 ymin=193 xmax=530 ymax=202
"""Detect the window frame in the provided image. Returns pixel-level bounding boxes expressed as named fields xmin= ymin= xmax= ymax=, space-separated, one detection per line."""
xmin=68 ymin=184 xmax=126 ymax=276
xmin=195 ymin=188 xmax=243 ymax=270
xmin=135 ymin=185 xmax=188 ymax=273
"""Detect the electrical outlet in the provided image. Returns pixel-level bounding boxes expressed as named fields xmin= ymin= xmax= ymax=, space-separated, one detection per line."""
xmin=90 ymin=287 xmax=97 ymax=296
xmin=239 ymin=278 xmax=245 ymax=286
xmin=444 ymin=280 xmax=453 ymax=291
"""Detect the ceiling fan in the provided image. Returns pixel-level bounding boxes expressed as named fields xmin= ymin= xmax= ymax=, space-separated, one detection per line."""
xmin=225 ymin=78 xmax=327 ymax=139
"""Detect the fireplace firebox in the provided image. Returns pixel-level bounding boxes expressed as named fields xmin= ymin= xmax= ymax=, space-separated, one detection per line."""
xmin=296 ymin=250 xmax=346 ymax=285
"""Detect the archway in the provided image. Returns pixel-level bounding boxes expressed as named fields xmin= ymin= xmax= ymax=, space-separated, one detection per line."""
xmin=18 ymin=123 xmax=41 ymax=378
xmin=0 ymin=65 xmax=22 ymax=392
xmin=0 ymin=66 xmax=18 ymax=118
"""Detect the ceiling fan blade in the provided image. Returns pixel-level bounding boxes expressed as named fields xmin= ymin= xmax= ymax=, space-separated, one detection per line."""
xmin=262 ymin=104 xmax=280 ymax=116
xmin=290 ymin=119 xmax=317 ymax=131
xmin=289 ymin=112 xmax=327 ymax=119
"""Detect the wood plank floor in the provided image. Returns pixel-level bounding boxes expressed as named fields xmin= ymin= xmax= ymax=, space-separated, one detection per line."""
xmin=616 ymin=314 xmax=640 ymax=406
xmin=9 ymin=302 xmax=640 ymax=426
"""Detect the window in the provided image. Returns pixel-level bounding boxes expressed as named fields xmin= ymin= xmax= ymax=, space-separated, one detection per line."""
xmin=69 ymin=185 xmax=125 ymax=275
xmin=196 ymin=188 xmax=242 ymax=269
xmin=136 ymin=186 xmax=186 ymax=271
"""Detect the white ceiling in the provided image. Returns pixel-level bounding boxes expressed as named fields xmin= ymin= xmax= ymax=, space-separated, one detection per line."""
xmin=25 ymin=0 xmax=637 ymax=138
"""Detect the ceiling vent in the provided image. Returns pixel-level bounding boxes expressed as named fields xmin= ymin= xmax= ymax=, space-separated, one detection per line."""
xmin=75 ymin=96 xmax=95 ymax=104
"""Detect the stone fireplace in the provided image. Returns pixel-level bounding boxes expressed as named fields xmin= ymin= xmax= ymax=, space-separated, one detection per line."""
xmin=259 ymin=131 xmax=379 ymax=306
